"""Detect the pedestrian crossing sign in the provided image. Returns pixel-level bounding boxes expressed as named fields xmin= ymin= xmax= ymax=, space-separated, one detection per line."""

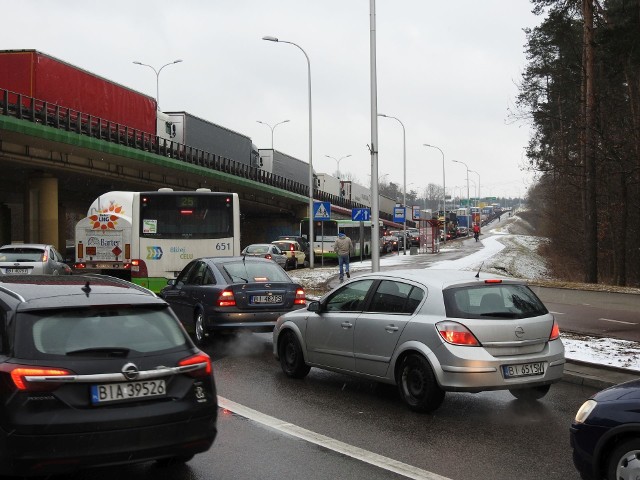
xmin=313 ymin=201 xmax=331 ymax=221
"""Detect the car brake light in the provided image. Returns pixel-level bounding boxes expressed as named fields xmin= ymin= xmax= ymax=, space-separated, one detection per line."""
xmin=290 ymin=245 xmax=295 ymax=251
xmin=549 ymin=319 xmax=560 ymax=340
xmin=294 ymin=288 xmax=306 ymax=305
xmin=436 ymin=321 xmax=480 ymax=346
xmin=484 ymin=279 xmax=502 ymax=284
xmin=265 ymin=254 xmax=272 ymax=260
xmin=41 ymin=252 xmax=49 ymax=262
xmin=217 ymin=289 xmax=236 ymax=307
xmin=0 ymin=365 xmax=73 ymax=391
xmin=179 ymin=352 xmax=212 ymax=377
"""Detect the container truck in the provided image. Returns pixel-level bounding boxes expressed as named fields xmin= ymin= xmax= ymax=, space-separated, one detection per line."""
xmin=341 ymin=180 xmax=372 ymax=207
xmin=315 ymin=173 xmax=342 ymax=197
xmin=258 ymin=149 xmax=311 ymax=188
xmin=0 ymin=49 xmax=157 ymax=135
xmin=167 ymin=111 xmax=258 ymax=166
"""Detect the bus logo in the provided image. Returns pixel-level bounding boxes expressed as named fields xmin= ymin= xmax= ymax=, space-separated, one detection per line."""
xmin=147 ymin=246 xmax=163 ymax=260
xmin=88 ymin=201 xmax=124 ymax=230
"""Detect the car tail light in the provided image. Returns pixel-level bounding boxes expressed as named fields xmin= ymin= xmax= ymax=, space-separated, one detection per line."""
xmin=484 ymin=279 xmax=503 ymax=284
xmin=0 ymin=364 xmax=73 ymax=391
xmin=179 ymin=352 xmax=212 ymax=377
xmin=294 ymin=288 xmax=306 ymax=305
xmin=265 ymin=254 xmax=272 ymax=260
xmin=290 ymin=244 xmax=295 ymax=251
xmin=217 ymin=289 xmax=236 ymax=307
xmin=549 ymin=318 xmax=560 ymax=340
xmin=41 ymin=252 xmax=49 ymax=262
xmin=436 ymin=321 xmax=480 ymax=346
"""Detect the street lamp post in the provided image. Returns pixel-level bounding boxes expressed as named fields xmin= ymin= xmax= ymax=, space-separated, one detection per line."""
xmin=256 ymin=119 xmax=290 ymax=150
xmin=452 ymin=159 xmax=471 ymax=231
xmin=469 ymin=169 xmax=480 ymax=208
xmin=262 ymin=36 xmax=314 ymax=269
xmin=325 ymin=154 xmax=352 ymax=179
xmin=424 ymin=144 xmax=446 ymax=243
xmin=379 ymin=113 xmax=407 ymax=254
xmin=132 ymin=59 xmax=183 ymax=109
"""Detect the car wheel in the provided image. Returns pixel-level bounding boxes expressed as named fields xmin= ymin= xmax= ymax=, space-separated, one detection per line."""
xmin=397 ymin=353 xmax=445 ymax=413
xmin=508 ymin=385 xmax=550 ymax=400
xmin=607 ymin=438 xmax=640 ymax=480
xmin=194 ymin=310 xmax=209 ymax=346
xmin=155 ymin=454 xmax=195 ymax=466
xmin=279 ymin=330 xmax=310 ymax=378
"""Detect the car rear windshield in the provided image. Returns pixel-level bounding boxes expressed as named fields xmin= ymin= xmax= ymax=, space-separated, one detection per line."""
xmin=223 ymin=262 xmax=290 ymax=283
xmin=15 ymin=306 xmax=189 ymax=358
xmin=443 ymin=284 xmax=548 ymax=319
xmin=0 ymin=248 xmax=45 ymax=262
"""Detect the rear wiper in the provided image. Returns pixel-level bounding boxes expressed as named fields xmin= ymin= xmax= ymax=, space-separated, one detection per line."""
xmin=66 ymin=347 xmax=130 ymax=357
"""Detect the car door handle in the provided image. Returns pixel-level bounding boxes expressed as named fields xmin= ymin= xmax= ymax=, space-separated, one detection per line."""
xmin=341 ymin=322 xmax=353 ymax=329
xmin=385 ymin=325 xmax=399 ymax=333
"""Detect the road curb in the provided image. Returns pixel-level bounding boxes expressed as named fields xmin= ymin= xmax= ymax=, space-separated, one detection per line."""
xmin=562 ymin=360 xmax=639 ymax=390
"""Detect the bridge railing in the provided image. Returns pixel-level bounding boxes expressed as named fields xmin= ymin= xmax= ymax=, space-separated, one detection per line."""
xmin=0 ymin=88 xmax=397 ymax=222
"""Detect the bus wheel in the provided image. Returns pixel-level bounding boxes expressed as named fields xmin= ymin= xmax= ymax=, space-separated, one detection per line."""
xmin=194 ymin=310 xmax=209 ymax=346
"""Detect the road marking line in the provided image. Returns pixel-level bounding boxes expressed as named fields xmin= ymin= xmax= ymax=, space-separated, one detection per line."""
xmin=599 ymin=318 xmax=637 ymax=325
xmin=218 ymin=396 xmax=451 ymax=480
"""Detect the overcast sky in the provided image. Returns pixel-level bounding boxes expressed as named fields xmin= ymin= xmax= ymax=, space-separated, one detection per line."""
xmin=5 ymin=1 xmax=541 ymax=200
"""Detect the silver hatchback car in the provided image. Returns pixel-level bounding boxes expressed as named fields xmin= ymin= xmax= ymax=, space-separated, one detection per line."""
xmin=0 ymin=244 xmax=71 ymax=275
xmin=273 ymin=269 xmax=565 ymax=412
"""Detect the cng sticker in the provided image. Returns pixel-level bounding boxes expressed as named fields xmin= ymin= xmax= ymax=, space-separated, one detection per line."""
xmin=146 ymin=246 xmax=163 ymax=260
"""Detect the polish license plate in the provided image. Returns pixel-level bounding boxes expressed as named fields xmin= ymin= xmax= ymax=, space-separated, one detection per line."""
xmin=251 ymin=295 xmax=283 ymax=304
xmin=90 ymin=379 xmax=166 ymax=404
xmin=502 ymin=362 xmax=545 ymax=378
xmin=6 ymin=268 xmax=29 ymax=274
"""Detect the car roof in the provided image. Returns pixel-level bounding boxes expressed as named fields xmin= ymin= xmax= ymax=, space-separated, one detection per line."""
xmin=201 ymin=256 xmax=275 ymax=265
xmin=0 ymin=275 xmax=163 ymax=311
xmin=353 ymin=269 xmax=521 ymax=290
xmin=0 ymin=243 xmax=51 ymax=250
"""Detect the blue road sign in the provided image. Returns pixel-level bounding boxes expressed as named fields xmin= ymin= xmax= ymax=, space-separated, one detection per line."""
xmin=313 ymin=201 xmax=331 ymax=221
xmin=394 ymin=207 xmax=405 ymax=223
xmin=352 ymin=208 xmax=370 ymax=222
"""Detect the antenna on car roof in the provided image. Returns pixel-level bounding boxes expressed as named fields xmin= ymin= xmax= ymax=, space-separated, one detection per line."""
xmin=475 ymin=262 xmax=484 ymax=278
xmin=82 ymin=281 xmax=91 ymax=297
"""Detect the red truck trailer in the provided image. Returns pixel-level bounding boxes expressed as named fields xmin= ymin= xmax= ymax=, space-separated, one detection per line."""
xmin=0 ymin=49 xmax=156 ymax=134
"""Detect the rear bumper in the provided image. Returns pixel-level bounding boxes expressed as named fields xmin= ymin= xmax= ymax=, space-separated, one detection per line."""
xmin=0 ymin=413 xmax=217 ymax=476
xmin=206 ymin=307 xmax=304 ymax=332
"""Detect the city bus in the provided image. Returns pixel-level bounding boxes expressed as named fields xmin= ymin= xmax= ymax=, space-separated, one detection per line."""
xmin=74 ymin=188 xmax=240 ymax=292
xmin=300 ymin=218 xmax=374 ymax=261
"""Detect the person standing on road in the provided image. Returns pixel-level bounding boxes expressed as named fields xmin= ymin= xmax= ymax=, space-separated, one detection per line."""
xmin=333 ymin=232 xmax=354 ymax=282
xmin=473 ymin=223 xmax=480 ymax=242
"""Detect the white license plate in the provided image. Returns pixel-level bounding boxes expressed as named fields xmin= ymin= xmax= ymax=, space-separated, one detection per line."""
xmin=90 ymin=379 xmax=166 ymax=404
xmin=251 ymin=295 xmax=283 ymax=304
xmin=6 ymin=268 xmax=29 ymax=274
xmin=502 ymin=362 xmax=545 ymax=378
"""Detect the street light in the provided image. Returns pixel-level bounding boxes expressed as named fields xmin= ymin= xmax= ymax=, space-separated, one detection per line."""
xmin=256 ymin=119 xmax=290 ymax=150
xmin=452 ymin=159 xmax=471 ymax=230
xmin=132 ymin=59 xmax=183 ymax=109
xmin=262 ymin=35 xmax=315 ymax=268
xmin=424 ymin=144 xmax=447 ymax=243
xmin=379 ymin=113 xmax=407 ymax=254
xmin=325 ymin=154 xmax=352 ymax=179
xmin=469 ymin=169 xmax=481 ymax=207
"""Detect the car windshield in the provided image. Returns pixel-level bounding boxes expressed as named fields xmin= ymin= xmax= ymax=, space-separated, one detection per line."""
xmin=443 ymin=284 xmax=548 ymax=319
xmin=272 ymin=242 xmax=293 ymax=251
xmin=223 ymin=261 xmax=290 ymax=283
xmin=17 ymin=306 xmax=189 ymax=358
xmin=0 ymin=248 xmax=45 ymax=262
xmin=245 ymin=245 xmax=270 ymax=254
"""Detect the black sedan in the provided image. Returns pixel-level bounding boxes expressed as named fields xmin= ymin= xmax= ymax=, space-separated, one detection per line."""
xmin=160 ymin=256 xmax=306 ymax=345
xmin=571 ymin=379 xmax=640 ymax=480
xmin=0 ymin=275 xmax=217 ymax=477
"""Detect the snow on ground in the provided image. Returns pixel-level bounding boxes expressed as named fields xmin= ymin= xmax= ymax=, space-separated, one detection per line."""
xmin=288 ymin=214 xmax=640 ymax=372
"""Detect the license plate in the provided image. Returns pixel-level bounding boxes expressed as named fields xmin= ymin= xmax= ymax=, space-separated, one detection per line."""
xmin=251 ymin=295 xmax=283 ymax=304
xmin=6 ymin=268 xmax=29 ymax=274
xmin=90 ymin=379 xmax=166 ymax=404
xmin=502 ymin=362 xmax=545 ymax=378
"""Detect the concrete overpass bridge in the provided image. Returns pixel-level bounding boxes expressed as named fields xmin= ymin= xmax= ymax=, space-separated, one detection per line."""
xmin=0 ymin=88 xmax=391 ymax=252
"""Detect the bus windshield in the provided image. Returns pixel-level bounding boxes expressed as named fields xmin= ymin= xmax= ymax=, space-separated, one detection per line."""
xmin=140 ymin=193 xmax=234 ymax=239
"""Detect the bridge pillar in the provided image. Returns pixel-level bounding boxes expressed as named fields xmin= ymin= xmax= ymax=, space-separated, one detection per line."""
xmin=25 ymin=175 xmax=60 ymax=249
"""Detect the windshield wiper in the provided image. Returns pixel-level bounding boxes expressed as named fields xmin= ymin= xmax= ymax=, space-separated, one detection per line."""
xmin=66 ymin=347 xmax=130 ymax=357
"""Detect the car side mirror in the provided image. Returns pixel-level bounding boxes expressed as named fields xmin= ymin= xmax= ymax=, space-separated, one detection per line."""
xmin=167 ymin=279 xmax=176 ymax=286
xmin=307 ymin=301 xmax=321 ymax=313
